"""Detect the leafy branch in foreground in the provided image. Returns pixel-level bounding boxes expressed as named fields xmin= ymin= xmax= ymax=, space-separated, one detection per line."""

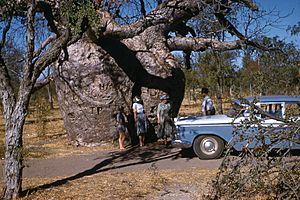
xmin=205 ymin=101 xmax=300 ymax=200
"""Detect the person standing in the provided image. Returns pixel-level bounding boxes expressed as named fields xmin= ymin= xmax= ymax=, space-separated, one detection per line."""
xmin=157 ymin=95 xmax=173 ymax=143
xmin=201 ymin=87 xmax=215 ymax=116
xmin=132 ymin=96 xmax=147 ymax=146
xmin=116 ymin=106 xmax=127 ymax=150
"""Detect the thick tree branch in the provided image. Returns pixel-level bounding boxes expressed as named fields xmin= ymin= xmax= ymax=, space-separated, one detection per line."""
xmin=0 ymin=58 xmax=16 ymax=115
xmin=34 ymin=34 xmax=57 ymax=58
xmin=0 ymin=16 xmax=16 ymax=115
xmin=167 ymin=37 xmax=243 ymax=51
xmin=96 ymin=0 xmax=200 ymax=38
xmin=96 ymin=0 xmax=259 ymax=43
xmin=16 ymin=2 xmax=36 ymax=106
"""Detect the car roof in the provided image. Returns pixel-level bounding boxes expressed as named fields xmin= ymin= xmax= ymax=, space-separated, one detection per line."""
xmin=234 ymin=95 xmax=300 ymax=105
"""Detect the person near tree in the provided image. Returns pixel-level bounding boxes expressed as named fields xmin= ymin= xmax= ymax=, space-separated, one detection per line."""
xmin=116 ymin=106 xmax=127 ymax=150
xmin=132 ymin=96 xmax=147 ymax=146
xmin=157 ymin=95 xmax=174 ymax=144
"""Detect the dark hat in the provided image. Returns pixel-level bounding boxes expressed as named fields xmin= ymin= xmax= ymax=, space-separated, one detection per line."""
xmin=133 ymin=96 xmax=141 ymax=103
xmin=201 ymin=87 xmax=209 ymax=94
xmin=160 ymin=95 xmax=169 ymax=100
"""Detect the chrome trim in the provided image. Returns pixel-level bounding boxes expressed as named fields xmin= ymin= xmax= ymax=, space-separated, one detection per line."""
xmin=171 ymin=139 xmax=192 ymax=148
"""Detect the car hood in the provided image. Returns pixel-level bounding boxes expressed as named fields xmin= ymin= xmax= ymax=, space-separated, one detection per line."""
xmin=175 ymin=115 xmax=236 ymax=126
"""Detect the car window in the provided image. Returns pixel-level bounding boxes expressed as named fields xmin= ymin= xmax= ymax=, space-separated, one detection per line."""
xmin=260 ymin=103 xmax=283 ymax=119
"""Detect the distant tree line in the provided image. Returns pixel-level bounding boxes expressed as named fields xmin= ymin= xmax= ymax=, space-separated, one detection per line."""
xmin=184 ymin=36 xmax=300 ymax=104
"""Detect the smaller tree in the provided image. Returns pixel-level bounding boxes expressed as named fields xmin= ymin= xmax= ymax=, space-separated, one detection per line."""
xmin=0 ymin=1 xmax=74 ymax=199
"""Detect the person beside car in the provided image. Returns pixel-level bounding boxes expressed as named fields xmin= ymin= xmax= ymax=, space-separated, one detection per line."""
xmin=201 ymin=87 xmax=215 ymax=116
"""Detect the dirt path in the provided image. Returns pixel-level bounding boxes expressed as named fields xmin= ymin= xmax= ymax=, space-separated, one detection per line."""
xmin=0 ymin=144 xmax=222 ymax=179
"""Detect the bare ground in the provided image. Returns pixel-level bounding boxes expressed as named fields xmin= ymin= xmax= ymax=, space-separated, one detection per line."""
xmin=0 ymin=103 xmax=219 ymax=199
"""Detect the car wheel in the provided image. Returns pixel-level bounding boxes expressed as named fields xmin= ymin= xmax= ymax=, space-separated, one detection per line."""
xmin=193 ymin=135 xmax=224 ymax=159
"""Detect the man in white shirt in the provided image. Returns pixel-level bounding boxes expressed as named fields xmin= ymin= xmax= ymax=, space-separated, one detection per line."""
xmin=132 ymin=96 xmax=147 ymax=146
xmin=201 ymin=87 xmax=215 ymax=116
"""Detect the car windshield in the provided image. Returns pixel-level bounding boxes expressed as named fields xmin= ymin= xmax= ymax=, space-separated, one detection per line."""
xmin=226 ymin=101 xmax=300 ymax=119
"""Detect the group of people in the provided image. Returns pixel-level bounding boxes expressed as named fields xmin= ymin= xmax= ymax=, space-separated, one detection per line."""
xmin=115 ymin=87 xmax=215 ymax=150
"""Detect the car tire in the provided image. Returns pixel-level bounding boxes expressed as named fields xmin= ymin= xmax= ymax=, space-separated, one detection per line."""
xmin=193 ymin=135 xmax=224 ymax=159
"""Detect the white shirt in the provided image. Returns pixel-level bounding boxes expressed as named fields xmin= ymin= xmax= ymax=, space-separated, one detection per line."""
xmin=133 ymin=102 xmax=144 ymax=114
xmin=202 ymin=96 xmax=214 ymax=114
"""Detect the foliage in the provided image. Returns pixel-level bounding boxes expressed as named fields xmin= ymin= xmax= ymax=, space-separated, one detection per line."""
xmin=191 ymin=50 xmax=238 ymax=97
xmin=205 ymin=100 xmax=300 ymax=200
xmin=60 ymin=0 xmax=99 ymax=36
xmin=237 ymin=37 xmax=300 ymax=96
xmin=289 ymin=21 xmax=300 ymax=36
xmin=186 ymin=36 xmax=300 ymax=98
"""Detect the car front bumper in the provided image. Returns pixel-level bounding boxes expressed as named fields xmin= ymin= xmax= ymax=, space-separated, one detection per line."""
xmin=171 ymin=139 xmax=192 ymax=148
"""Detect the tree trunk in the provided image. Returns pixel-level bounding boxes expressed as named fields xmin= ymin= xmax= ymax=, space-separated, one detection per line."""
xmin=2 ymin=105 xmax=27 ymax=199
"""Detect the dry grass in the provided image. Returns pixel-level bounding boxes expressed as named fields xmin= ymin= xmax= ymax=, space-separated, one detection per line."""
xmin=0 ymin=105 xmax=116 ymax=160
xmin=0 ymin=100 xmax=205 ymax=160
xmin=0 ymin=101 xmax=217 ymax=199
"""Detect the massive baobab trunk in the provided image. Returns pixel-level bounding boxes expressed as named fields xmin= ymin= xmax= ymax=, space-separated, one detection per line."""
xmin=54 ymin=32 xmax=185 ymax=145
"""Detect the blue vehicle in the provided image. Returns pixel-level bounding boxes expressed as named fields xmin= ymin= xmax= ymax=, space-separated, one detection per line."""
xmin=172 ymin=96 xmax=300 ymax=159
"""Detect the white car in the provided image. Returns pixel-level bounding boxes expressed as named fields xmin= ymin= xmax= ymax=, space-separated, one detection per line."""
xmin=172 ymin=96 xmax=300 ymax=159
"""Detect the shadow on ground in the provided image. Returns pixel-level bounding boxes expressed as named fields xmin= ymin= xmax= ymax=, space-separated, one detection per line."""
xmin=21 ymin=143 xmax=197 ymax=197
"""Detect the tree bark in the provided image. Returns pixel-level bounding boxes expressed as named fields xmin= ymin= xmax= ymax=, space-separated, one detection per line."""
xmin=1 ymin=56 xmax=31 ymax=200
xmin=3 ymin=105 xmax=27 ymax=199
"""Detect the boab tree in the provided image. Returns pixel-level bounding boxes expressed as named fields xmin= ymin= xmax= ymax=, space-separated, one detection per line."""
xmin=53 ymin=0 xmax=265 ymax=145
xmin=0 ymin=0 xmax=271 ymax=199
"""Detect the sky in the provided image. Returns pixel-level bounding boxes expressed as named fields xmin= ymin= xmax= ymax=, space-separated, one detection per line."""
xmin=255 ymin=0 xmax=300 ymax=45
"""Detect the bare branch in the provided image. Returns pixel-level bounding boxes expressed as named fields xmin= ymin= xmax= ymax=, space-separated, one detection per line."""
xmin=139 ymin=0 xmax=146 ymax=17
xmin=214 ymin=12 xmax=278 ymax=51
xmin=167 ymin=37 xmax=243 ymax=51
xmin=25 ymin=2 xmax=35 ymax=72
xmin=215 ymin=12 xmax=247 ymax=40
xmin=232 ymin=0 xmax=258 ymax=11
